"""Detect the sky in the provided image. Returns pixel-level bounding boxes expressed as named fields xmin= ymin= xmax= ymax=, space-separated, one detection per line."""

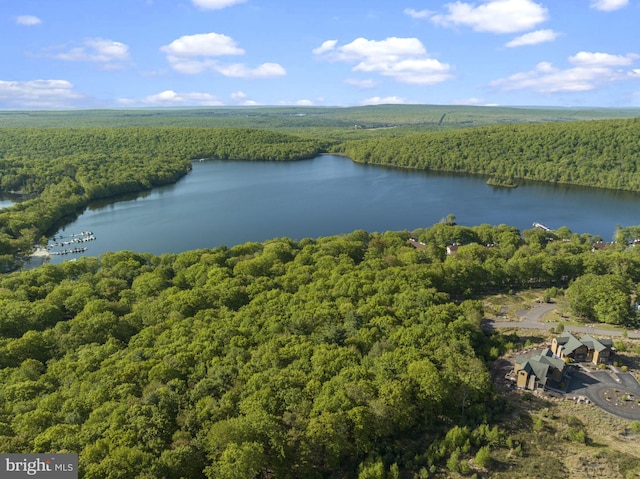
xmin=1 ymin=0 xmax=639 ymax=109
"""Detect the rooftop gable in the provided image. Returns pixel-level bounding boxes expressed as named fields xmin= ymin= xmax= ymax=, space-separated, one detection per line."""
xmin=580 ymin=334 xmax=612 ymax=352
xmin=558 ymin=332 xmax=586 ymax=355
xmin=535 ymin=353 xmax=565 ymax=371
xmin=527 ymin=361 xmax=550 ymax=386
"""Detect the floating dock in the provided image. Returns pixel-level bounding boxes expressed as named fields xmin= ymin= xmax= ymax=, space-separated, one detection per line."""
xmin=46 ymin=231 xmax=96 ymax=257
xmin=533 ymin=222 xmax=552 ymax=232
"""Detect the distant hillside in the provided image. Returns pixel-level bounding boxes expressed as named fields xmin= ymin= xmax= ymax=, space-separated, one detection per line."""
xmin=1 ymin=105 xmax=639 ymax=139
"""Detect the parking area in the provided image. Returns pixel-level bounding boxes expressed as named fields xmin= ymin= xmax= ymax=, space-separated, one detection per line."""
xmin=568 ymin=368 xmax=640 ymax=420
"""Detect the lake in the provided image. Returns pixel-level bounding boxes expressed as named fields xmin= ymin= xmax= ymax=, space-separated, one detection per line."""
xmin=41 ymin=154 xmax=640 ymax=264
xmin=0 ymin=195 xmax=16 ymax=210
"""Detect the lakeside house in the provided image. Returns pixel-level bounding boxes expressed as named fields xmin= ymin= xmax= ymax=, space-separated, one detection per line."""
xmin=591 ymin=241 xmax=615 ymax=252
xmin=514 ymin=348 xmax=566 ymax=390
xmin=446 ymin=244 xmax=459 ymax=256
xmin=513 ymin=333 xmax=614 ymax=391
xmin=551 ymin=332 xmax=613 ymax=364
xmin=408 ymin=238 xmax=426 ymax=250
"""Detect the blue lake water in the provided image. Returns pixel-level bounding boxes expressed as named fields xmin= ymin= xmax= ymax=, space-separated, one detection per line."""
xmin=0 ymin=199 xmax=15 ymax=210
xmin=42 ymin=154 xmax=640 ymax=263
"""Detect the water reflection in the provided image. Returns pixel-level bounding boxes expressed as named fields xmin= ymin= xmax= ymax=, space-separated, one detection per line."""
xmin=33 ymin=155 xmax=640 ymax=264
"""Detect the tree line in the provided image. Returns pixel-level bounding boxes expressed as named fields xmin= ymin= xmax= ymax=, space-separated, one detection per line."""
xmin=0 ymin=223 xmax=638 ymax=477
xmin=332 ymin=118 xmax=640 ymax=192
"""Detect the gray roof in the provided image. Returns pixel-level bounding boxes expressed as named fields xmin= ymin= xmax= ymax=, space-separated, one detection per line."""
xmin=558 ymin=332 xmax=586 ymax=355
xmin=517 ymin=348 xmax=564 ymax=385
xmin=580 ymin=334 xmax=612 ymax=352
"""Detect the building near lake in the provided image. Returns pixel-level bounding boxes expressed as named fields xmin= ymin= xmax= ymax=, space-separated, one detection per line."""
xmin=551 ymin=332 xmax=613 ymax=365
xmin=513 ymin=333 xmax=615 ymax=391
xmin=514 ymin=348 xmax=566 ymax=391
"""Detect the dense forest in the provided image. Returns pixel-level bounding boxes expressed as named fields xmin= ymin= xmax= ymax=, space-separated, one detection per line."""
xmin=1 ymin=107 xmax=640 ymax=477
xmin=0 ymin=128 xmax=323 ymax=270
xmin=333 ymin=118 xmax=640 ymax=192
xmin=0 ymin=223 xmax=638 ymax=478
xmin=1 ymin=115 xmax=640 ymax=271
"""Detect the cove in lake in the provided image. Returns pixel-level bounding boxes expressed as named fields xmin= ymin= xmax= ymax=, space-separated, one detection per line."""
xmin=41 ymin=154 xmax=639 ymax=264
xmin=0 ymin=194 xmax=17 ymax=210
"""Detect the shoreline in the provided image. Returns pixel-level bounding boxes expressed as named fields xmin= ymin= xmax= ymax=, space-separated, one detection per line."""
xmin=31 ymin=246 xmax=51 ymax=258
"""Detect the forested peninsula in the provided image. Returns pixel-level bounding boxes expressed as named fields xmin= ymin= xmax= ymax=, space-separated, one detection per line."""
xmin=1 ymin=224 xmax=639 ymax=478
xmin=333 ymin=118 xmax=640 ymax=191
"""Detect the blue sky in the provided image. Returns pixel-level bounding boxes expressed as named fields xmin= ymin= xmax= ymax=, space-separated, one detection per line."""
xmin=1 ymin=0 xmax=639 ymax=109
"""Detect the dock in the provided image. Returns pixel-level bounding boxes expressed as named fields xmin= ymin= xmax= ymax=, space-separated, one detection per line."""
xmin=533 ymin=222 xmax=552 ymax=232
xmin=45 ymin=231 xmax=96 ymax=258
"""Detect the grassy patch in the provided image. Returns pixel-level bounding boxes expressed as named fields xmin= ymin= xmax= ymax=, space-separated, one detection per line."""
xmin=488 ymin=396 xmax=640 ymax=478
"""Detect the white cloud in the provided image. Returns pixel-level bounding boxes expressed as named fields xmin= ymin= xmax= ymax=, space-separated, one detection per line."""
xmin=361 ymin=96 xmax=406 ymax=105
xmin=569 ymin=51 xmax=635 ymax=67
xmin=430 ymin=0 xmax=548 ymax=34
xmin=490 ymin=51 xmax=640 ymax=93
xmin=403 ymin=8 xmax=433 ymax=19
xmin=312 ymin=40 xmax=338 ymax=55
xmin=214 ymin=62 xmax=286 ymax=78
xmin=0 ymin=79 xmax=84 ymax=109
xmin=16 ymin=15 xmax=41 ymax=26
xmin=192 ymin=0 xmax=247 ymax=10
xmin=118 ymin=90 xmax=224 ymax=106
xmin=590 ymin=0 xmax=628 ymax=11
xmin=229 ymin=91 xmax=259 ymax=105
xmin=296 ymin=99 xmax=313 ymax=106
xmin=332 ymin=37 xmax=427 ymax=63
xmin=144 ymin=90 xmax=223 ymax=105
xmin=344 ymin=78 xmax=376 ymax=88
xmin=314 ymin=37 xmax=453 ymax=85
xmin=505 ymin=29 xmax=559 ymax=47
xmin=50 ymin=38 xmax=130 ymax=68
xmin=161 ymin=32 xmax=286 ymax=78
xmin=161 ymin=33 xmax=244 ymax=57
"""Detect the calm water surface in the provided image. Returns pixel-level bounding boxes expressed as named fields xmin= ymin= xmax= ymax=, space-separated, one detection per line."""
xmin=44 ymin=155 xmax=639 ymax=263
xmin=0 ymin=195 xmax=16 ymax=210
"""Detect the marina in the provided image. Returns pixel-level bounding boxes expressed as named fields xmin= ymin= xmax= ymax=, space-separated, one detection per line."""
xmin=32 ymin=231 xmax=96 ymax=260
xmin=49 ymin=231 xmax=96 ymax=248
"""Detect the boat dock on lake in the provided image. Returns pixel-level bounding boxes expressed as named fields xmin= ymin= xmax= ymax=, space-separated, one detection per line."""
xmin=36 ymin=231 xmax=96 ymax=259
xmin=533 ymin=222 xmax=553 ymax=232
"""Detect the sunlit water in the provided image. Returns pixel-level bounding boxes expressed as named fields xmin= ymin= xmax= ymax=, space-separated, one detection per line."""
xmin=33 ymin=155 xmax=640 ymax=264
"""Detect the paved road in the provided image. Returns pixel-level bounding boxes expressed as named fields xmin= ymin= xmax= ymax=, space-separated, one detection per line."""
xmin=484 ymin=302 xmax=640 ymax=339
xmin=580 ymin=371 xmax=640 ymax=420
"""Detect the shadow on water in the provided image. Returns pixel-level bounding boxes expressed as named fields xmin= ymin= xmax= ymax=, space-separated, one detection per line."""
xmin=86 ymin=190 xmax=152 ymax=210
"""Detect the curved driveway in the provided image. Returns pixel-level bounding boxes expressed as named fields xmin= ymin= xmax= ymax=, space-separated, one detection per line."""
xmin=484 ymin=302 xmax=640 ymax=339
xmin=579 ymin=372 xmax=640 ymax=420
xmin=486 ymin=302 xmax=640 ymax=419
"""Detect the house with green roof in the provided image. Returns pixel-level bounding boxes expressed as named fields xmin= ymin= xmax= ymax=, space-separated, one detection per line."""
xmin=579 ymin=334 xmax=614 ymax=364
xmin=551 ymin=332 xmax=588 ymax=362
xmin=514 ymin=348 xmax=566 ymax=391
xmin=551 ymin=332 xmax=613 ymax=364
